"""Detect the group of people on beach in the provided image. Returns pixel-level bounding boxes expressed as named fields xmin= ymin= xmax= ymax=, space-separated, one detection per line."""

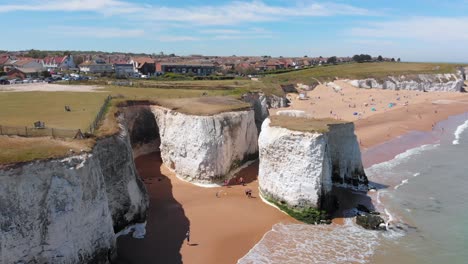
xmin=217 ymin=176 xmax=252 ymax=198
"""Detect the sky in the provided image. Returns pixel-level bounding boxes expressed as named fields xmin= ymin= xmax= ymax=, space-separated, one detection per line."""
xmin=1 ymin=0 xmax=468 ymax=62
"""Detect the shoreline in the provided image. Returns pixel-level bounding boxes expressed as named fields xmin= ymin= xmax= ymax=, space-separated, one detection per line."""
xmin=117 ymin=84 xmax=468 ymax=264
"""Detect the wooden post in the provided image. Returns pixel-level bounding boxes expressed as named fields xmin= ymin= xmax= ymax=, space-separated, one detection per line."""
xmin=51 ymin=128 xmax=55 ymax=138
xmin=25 ymin=126 xmax=28 ymax=137
xmin=0 ymin=125 xmax=2 ymax=135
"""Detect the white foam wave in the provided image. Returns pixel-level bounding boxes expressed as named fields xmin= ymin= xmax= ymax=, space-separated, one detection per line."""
xmin=366 ymin=144 xmax=439 ymax=175
xmin=394 ymin=179 xmax=409 ymax=190
xmin=452 ymin=120 xmax=468 ymax=145
xmin=238 ymin=221 xmax=379 ymax=264
xmin=413 ymin=172 xmax=420 ymax=177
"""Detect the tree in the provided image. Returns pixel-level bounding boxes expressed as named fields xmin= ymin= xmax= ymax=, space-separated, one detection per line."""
xmin=397 ymin=58 xmax=401 ymax=62
xmin=352 ymin=54 xmax=361 ymax=62
xmin=377 ymin=55 xmax=383 ymax=61
xmin=74 ymin=56 xmax=84 ymax=66
xmin=327 ymin=56 xmax=337 ymax=64
xmin=391 ymin=58 xmax=396 ymax=62
xmin=352 ymin=54 xmax=371 ymax=63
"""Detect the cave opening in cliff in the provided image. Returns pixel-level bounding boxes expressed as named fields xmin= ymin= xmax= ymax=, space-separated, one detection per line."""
xmin=117 ymin=105 xmax=190 ymax=264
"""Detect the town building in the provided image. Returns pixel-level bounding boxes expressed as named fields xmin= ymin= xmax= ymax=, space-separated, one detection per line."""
xmin=6 ymin=68 xmax=40 ymax=79
xmin=157 ymin=63 xmax=216 ymax=76
xmin=79 ymin=59 xmax=113 ymax=74
xmin=42 ymin=55 xmax=76 ymax=70
xmin=114 ymin=64 xmax=135 ymax=78
xmin=130 ymin=57 xmax=156 ymax=76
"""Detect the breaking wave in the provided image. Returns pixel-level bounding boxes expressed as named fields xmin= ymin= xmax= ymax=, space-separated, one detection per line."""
xmin=366 ymin=144 xmax=439 ymax=175
xmin=238 ymin=219 xmax=379 ymax=264
xmin=452 ymin=120 xmax=468 ymax=145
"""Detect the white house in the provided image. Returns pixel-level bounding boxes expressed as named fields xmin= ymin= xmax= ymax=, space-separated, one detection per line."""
xmin=42 ymin=55 xmax=76 ymax=70
xmin=79 ymin=59 xmax=113 ymax=74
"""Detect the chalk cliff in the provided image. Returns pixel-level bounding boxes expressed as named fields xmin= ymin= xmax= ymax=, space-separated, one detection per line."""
xmin=0 ymin=122 xmax=148 ymax=263
xmin=258 ymin=119 xmax=332 ymax=210
xmin=349 ymin=74 xmax=464 ymax=92
xmin=151 ymin=106 xmax=259 ymax=184
xmin=242 ymin=93 xmax=270 ymax=133
xmin=258 ymin=118 xmax=367 ymax=213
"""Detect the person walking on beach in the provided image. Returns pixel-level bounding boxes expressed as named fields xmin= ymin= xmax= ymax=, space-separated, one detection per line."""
xmin=185 ymin=229 xmax=190 ymax=245
xmin=240 ymin=177 xmax=245 ymax=186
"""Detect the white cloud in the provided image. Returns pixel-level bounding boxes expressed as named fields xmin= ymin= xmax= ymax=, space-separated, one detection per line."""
xmin=50 ymin=26 xmax=145 ymax=38
xmin=0 ymin=0 xmax=141 ymax=15
xmin=201 ymin=27 xmax=273 ymax=40
xmin=0 ymin=0 xmax=371 ymax=25
xmin=349 ymin=17 xmax=468 ymax=42
xmin=157 ymin=36 xmax=200 ymax=42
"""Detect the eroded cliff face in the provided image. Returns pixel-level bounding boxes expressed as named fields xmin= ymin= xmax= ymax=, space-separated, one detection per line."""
xmin=349 ymin=74 xmax=464 ymax=92
xmin=0 ymin=126 xmax=148 ymax=263
xmin=122 ymin=105 xmax=160 ymax=159
xmin=327 ymin=123 xmax=367 ymax=188
xmin=258 ymin=119 xmax=367 ymax=212
xmin=0 ymin=154 xmax=115 ymax=264
xmin=241 ymin=93 xmax=269 ymax=133
xmin=258 ymin=119 xmax=332 ymax=210
xmin=151 ymin=106 xmax=258 ymax=183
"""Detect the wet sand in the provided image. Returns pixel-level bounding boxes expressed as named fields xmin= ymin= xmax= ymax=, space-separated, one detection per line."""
xmin=117 ymin=81 xmax=468 ymax=264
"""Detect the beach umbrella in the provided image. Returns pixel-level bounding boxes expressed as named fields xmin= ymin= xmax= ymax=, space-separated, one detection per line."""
xmin=353 ymin=112 xmax=358 ymax=116
xmin=371 ymin=107 xmax=376 ymax=111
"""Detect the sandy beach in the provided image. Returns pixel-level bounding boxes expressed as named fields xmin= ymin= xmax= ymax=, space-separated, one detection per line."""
xmin=117 ymin=81 xmax=468 ymax=264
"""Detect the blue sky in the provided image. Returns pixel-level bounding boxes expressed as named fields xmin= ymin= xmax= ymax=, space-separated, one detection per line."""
xmin=1 ymin=0 xmax=468 ymax=62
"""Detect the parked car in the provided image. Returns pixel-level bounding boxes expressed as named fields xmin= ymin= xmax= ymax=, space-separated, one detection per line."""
xmin=45 ymin=77 xmax=54 ymax=83
xmin=0 ymin=79 xmax=9 ymax=85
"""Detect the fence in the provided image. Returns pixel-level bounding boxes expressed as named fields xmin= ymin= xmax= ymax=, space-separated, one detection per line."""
xmin=1 ymin=95 xmax=113 ymax=139
xmin=88 ymin=95 xmax=112 ymax=134
xmin=0 ymin=125 xmax=79 ymax=138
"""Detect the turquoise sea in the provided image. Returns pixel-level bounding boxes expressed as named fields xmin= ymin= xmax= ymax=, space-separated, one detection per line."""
xmin=238 ymin=113 xmax=468 ymax=264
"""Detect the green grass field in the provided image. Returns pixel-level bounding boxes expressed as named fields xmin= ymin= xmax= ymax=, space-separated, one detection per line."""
xmin=262 ymin=62 xmax=463 ymax=86
xmin=0 ymin=61 xmax=464 ymax=164
xmin=269 ymin=115 xmax=347 ymax=133
xmin=0 ymin=92 xmax=109 ymax=130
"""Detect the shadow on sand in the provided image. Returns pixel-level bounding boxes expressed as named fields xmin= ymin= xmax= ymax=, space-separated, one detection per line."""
xmin=115 ymin=153 xmax=190 ymax=264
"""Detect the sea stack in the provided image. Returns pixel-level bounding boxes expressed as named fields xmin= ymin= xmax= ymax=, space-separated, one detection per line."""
xmin=258 ymin=115 xmax=367 ymax=220
xmin=150 ymin=97 xmax=259 ymax=184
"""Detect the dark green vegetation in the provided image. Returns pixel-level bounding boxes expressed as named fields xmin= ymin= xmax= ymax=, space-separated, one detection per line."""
xmin=264 ymin=196 xmax=329 ymax=224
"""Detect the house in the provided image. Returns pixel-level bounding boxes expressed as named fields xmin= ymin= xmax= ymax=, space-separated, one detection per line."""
xmin=156 ymin=63 xmax=216 ymax=76
xmin=12 ymin=59 xmax=44 ymax=71
xmin=79 ymin=59 xmax=113 ymax=74
xmin=42 ymin=55 xmax=76 ymax=70
xmin=0 ymin=55 xmax=11 ymax=71
xmin=114 ymin=64 xmax=135 ymax=78
xmin=130 ymin=57 xmax=156 ymax=76
xmin=7 ymin=68 xmax=40 ymax=79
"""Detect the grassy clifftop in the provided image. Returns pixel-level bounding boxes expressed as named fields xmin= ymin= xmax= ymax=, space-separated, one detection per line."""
xmin=262 ymin=62 xmax=463 ymax=86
